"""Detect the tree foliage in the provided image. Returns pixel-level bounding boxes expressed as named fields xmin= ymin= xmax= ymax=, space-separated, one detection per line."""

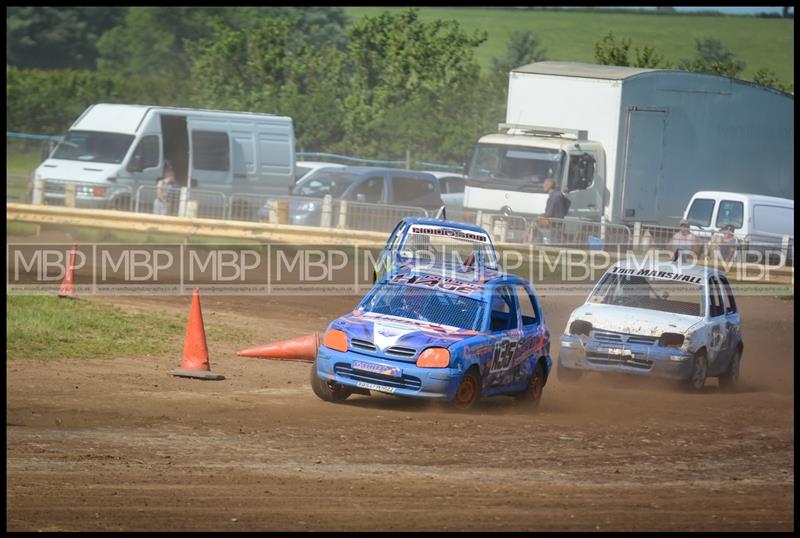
xmin=491 ymin=30 xmax=547 ymax=72
xmin=7 ymin=7 xmax=126 ymax=70
xmin=677 ymin=37 xmax=746 ymax=78
xmin=340 ymin=8 xmax=488 ymax=161
xmin=752 ymin=68 xmax=792 ymax=93
xmin=96 ymin=7 xmax=349 ymax=79
xmin=593 ymin=32 xmax=667 ymax=68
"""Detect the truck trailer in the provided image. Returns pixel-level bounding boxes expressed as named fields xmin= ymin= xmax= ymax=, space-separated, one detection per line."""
xmin=463 ymin=62 xmax=794 ymax=226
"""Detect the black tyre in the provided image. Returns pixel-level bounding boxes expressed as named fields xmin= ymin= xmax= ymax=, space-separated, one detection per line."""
xmin=557 ymin=360 xmax=583 ymax=384
xmin=451 ymin=369 xmax=480 ymax=410
xmin=516 ymin=362 xmax=546 ymax=409
xmin=718 ymin=348 xmax=742 ymax=392
xmin=681 ymin=350 xmax=708 ymax=392
xmin=309 ymin=361 xmax=352 ymax=402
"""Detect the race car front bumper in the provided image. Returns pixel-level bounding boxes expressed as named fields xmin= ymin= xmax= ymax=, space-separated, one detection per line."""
xmin=558 ymin=334 xmax=694 ymax=380
xmin=314 ymin=347 xmax=464 ymax=400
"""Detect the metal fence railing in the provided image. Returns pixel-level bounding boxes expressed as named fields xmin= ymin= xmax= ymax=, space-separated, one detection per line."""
xmin=334 ymin=200 xmax=429 ymax=233
xmin=531 ymin=217 xmax=632 ymax=249
xmin=134 ymin=185 xmax=228 ymax=219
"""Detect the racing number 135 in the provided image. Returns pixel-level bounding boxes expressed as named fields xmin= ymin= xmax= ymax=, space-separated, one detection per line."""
xmin=490 ymin=339 xmax=518 ymax=372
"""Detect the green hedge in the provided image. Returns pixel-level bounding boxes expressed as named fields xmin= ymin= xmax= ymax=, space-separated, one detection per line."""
xmin=6 ymin=67 xmax=193 ymax=135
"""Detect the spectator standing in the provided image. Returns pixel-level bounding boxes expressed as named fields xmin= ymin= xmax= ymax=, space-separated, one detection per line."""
xmin=671 ymin=218 xmax=702 ymax=261
xmin=153 ymin=160 xmax=176 ymax=216
xmin=539 ymin=178 xmax=571 ymax=244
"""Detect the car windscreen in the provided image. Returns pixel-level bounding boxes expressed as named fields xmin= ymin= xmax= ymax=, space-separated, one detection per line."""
xmin=51 ymin=130 xmax=135 ymax=164
xmin=359 ymin=283 xmax=485 ymax=331
xmin=291 ymin=170 xmax=359 ymax=198
xmin=588 ymin=272 xmax=704 ymax=317
xmin=398 ymin=226 xmax=499 ymax=270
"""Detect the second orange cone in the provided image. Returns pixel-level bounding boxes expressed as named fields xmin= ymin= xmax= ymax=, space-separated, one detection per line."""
xmin=171 ymin=289 xmax=225 ymax=380
xmin=236 ymin=332 xmax=319 ymax=362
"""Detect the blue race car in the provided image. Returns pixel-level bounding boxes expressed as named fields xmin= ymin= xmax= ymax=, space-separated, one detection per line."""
xmin=311 ymin=260 xmax=552 ymax=410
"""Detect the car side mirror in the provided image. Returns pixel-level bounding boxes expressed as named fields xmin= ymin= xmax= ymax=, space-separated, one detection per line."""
xmin=128 ymin=155 xmax=144 ymax=173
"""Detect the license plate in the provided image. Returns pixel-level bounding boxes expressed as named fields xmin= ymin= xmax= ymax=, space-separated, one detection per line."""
xmin=351 ymin=360 xmax=402 ymax=378
xmin=356 ymin=381 xmax=396 ymax=394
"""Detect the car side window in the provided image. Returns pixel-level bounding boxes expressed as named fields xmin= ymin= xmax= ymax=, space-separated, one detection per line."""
xmin=440 ymin=176 xmax=465 ymax=194
xmin=490 ymin=285 xmax=518 ymax=332
xmin=718 ymin=275 xmax=737 ymax=314
xmin=350 ymin=176 xmax=384 ymax=203
xmin=708 ymin=277 xmax=725 ymax=318
xmin=515 ymin=286 xmax=538 ymax=326
xmin=392 ymin=176 xmax=437 ymax=205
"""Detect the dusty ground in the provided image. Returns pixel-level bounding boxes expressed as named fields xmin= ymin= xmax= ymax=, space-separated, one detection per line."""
xmin=6 ymin=280 xmax=794 ymax=531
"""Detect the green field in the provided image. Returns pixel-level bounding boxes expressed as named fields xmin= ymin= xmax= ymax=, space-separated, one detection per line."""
xmin=344 ymin=7 xmax=794 ymax=84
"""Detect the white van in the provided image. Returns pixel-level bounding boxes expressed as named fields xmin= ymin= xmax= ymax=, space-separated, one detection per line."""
xmin=33 ymin=103 xmax=295 ymax=209
xmin=684 ymin=191 xmax=794 ymax=262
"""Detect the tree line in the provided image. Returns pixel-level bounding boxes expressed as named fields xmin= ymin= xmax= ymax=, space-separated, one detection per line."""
xmin=6 ymin=7 xmax=793 ymax=165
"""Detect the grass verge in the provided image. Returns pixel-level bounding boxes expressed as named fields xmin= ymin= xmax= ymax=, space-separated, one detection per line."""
xmin=6 ymin=294 xmax=251 ymax=361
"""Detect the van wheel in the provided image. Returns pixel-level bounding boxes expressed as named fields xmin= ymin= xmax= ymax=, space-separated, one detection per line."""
xmin=718 ymin=348 xmax=742 ymax=392
xmin=309 ymin=361 xmax=352 ymax=402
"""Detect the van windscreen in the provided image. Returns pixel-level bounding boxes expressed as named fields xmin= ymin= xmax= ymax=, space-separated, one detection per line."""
xmin=51 ymin=130 xmax=135 ymax=165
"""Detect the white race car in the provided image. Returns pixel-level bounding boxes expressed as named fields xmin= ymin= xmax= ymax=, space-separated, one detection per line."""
xmin=557 ymin=261 xmax=743 ymax=391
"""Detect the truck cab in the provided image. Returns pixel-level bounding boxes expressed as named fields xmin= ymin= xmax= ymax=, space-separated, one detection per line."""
xmin=463 ymin=124 xmax=606 ymax=220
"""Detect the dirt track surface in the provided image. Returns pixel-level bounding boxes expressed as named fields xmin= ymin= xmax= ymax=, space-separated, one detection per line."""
xmin=7 ymin=289 xmax=794 ymax=531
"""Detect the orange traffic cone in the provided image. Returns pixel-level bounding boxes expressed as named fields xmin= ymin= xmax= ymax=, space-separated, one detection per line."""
xmin=236 ymin=332 xmax=319 ymax=362
xmin=58 ymin=243 xmax=78 ymax=298
xmin=170 ymin=289 xmax=225 ymax=380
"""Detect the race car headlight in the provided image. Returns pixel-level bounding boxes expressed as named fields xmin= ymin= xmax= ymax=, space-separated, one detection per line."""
xmin=416 ymin=347 xmax=450 ymax=368
xmin=322 ymin=329 xmax=347 ymax=352
xmin=658 ymin=332 xmax=685 ymax=348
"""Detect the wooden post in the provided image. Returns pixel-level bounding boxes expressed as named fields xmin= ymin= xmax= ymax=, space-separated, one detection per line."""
xmin=405 ymin=148 xmax=412 ymax=170
xmin=32 ymin=178 xmax=44 ymax=205
xmin=633 ymin=221 xmax=641 ymax=249
xmin=64 ymin=183 xmax=76 ymax=208
xmin=178 ymin=187 xmax=188 ymax=217
xmin=337 ymin=200 xmax=348 ymax=229
xmin=321 ymin=194 xmax=333 ymax=228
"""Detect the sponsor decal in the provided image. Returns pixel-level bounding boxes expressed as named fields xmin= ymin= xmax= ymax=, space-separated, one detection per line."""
xmin=356 ymin=381 xmax=397 ymax=394
xmin=389 ymin=273 xmax=481 ymax=295
xmin=373 ymin=321 xmax=417 ymax=350
xmin=352 ymin=359 xmax=402 ymax=378
xmin=410 ymin=225 xmax=488 ymax=243
xmin=612 ymin=266 xmax=703 ymax=285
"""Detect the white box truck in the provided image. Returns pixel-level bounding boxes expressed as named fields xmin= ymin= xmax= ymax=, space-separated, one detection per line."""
xmin=463 ymin=62 xmax=794 ymax=226
xmin=33 ymin=103 xmax=295 ymax=210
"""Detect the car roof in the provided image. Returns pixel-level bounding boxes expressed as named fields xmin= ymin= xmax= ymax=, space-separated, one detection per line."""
xmin=611 ymin=260 xmax=725 ymax=281
xmin=332 ymin=166 xmax=437 ymax=178
xmin=420 ymin=170 xmax=466 ymax=179
xmin=690 ymin=191 xmax=794 ymax=206
xmin=295 ymin=161 xmax=346 ymax=168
